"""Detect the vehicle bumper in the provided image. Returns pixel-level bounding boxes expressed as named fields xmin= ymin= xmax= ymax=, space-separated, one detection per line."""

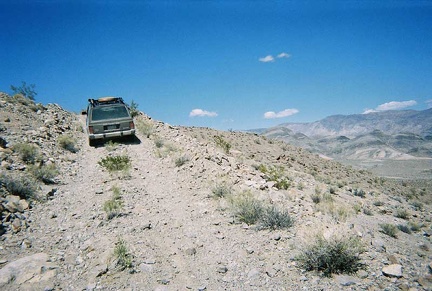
xmin=89 ymin=129 xmax=136 ymax=140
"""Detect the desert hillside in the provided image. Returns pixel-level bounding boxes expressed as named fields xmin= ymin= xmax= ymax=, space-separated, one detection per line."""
xmin=0 ymin=93 xmax=431 ymax=290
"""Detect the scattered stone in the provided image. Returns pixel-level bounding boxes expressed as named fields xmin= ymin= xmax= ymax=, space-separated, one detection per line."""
xmin=185 ymin=247 xmax=197 ymax=256
xmin=217 ymin=266 xmax=228 ymax=274
xmin=418 ymin=275 xmax=432 ymax=289
xmin=335 ymin=275 xmax=358 ymax=286
xmin=382 ymin=264 xmax=403 ymax=278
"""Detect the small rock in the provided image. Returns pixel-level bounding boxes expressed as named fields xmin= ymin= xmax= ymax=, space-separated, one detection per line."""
xmin=217 ymin=266 xmax=228 ymax=274
xmin=272 ymin=234 xmax=281 ymax=241
xmin=382 ymin=264 xmax=403 ymax=278
xmin=357 ymin=270 xmax=368 ymax=279
xmin=247 ymin=268 xmax=260 ymax=279
xmin=335 ymin=274 xmax=358 ymax=286
xmin=418 ymin=275 xmax=432 ymax=289
xmin=185 ymin=248 xmax=196 ymax=256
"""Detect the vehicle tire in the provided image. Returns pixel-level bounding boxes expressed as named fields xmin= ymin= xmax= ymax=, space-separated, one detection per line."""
xmin=89 ymin=139 xmax=96 ymax=147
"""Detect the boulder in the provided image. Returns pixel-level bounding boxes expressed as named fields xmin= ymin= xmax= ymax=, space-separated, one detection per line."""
xmin=0 ymin=253 xmax=58 ymax=288
xmin=382 ymin=264 xmax=403 ymax=278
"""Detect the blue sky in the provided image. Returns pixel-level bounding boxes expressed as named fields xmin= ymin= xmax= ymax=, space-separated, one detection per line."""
xmin=1 ymin=0 xmax=431 ymax=130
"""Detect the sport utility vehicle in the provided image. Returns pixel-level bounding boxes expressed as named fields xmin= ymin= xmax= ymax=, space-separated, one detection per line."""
xmin=84 ymin=97 xmax=135 ymax=146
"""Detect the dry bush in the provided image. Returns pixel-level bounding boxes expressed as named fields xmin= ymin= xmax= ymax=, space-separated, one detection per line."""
xmin=58 ymin=135 xmax=78 ymax=153
xmin=13 ymin=143 xmax=40 ymax=164
xmin=296 ymin=235 xmax=365 ymax=277
xmin=0 ymin=173 xmax=38 ymax=200
xmin=29 ymin=164 xmax=59 ymax=184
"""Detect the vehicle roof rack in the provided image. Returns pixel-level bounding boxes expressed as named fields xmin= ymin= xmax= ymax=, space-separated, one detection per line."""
xmin=88 ymin=97 xmax=125 ymax=107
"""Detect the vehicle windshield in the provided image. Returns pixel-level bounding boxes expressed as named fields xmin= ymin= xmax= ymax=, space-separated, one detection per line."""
xmin=91 ymin=105 xmax=130 ymax=121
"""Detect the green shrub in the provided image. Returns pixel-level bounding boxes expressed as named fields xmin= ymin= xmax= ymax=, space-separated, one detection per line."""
xmin=175 ymin=155 xmax=189 ymax=167
xmin=379 ymin=223 xmax=398 ymax=238
xmin=229 ymin=192 xmax=264 ymax=225
xmin=296 ymin=235 xmax=365 ymax=277
xmin=114 ymin=238 xmax=133 ymax=269
xmin=353 ymin=189 xmax=366 ymax=198
xmin=29 ymin=164 xmax=59 ymax=184
xmin=13 ymin=143 xmax=40 ymax=164
xmin=98 ymin=155 xmax=131 ymax=173
xmin=212 ymin=182 xmax=232 ymax=198
xmin=260 ymin=206 xmax=294 ymax=230
xmin=0 ymin=173 xmax=37 ymax=199
xmin=58 ymin=135 xmax=78 ymax=153
xmin=259 ymin=164 xmax=291 ymax=190
xmin=214 ymin=135 xmax=231 ymax=154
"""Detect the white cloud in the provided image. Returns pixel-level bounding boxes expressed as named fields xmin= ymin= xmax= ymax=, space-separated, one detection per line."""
xmin=189 ymin=108 xmax=218 ymax=117
xmin=376 ymin=100 xmax=417 ymax=111
xmin=264 ymin=108 xmax=299 ymax=119
xmin=277 ymin=52 xmax=291 ymax=59
xmin=426 ymin=99 xmax=432 ymax=108
xmin=259 ymin=55 xmax=274 ymax=63
xmin=363 ymin=100 xmax=417 ymax=114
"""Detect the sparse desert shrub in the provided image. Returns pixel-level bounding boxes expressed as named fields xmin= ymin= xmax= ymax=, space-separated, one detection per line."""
xmin=0 ymin=173 xmax=37 ymax=200
xmin=58 ymin=135 xmax=78 ymax=153
xmin=259 ymin=164 xmax=291 ymax=190
xmin=229 ymin=191 xmax=264 ymax=225
xmin=153 ymin=136 xmax=164 ymax=148
xmin=297 ymin=182 xmax=304 ymax=191
xmin=322 ymin=192 xmax=334 ymax=202
xmin=211 ymin=182 xmax=232 ymax=198
xmin=408 ymin=221 xmax=422 ymax=232
xmin=13 ymin=143 xmax=40 ymax=164
xmin=136 ymin=120 xmax=153 ymax=138
xmin=129 ymin=100 xmax=139 ymax=118
xmin=353 ymin=189 xmax=366 ymax=198
xmin=311 ymin=193 xmax=321 ymax=204
xmin=379 ymin=223 xmax=398 ymax=238
xmin=29 ymin=164 xmax=59 ymax=184
xmin=98 ymin=155 xmax=131 ymax=173
xmin=397 ymin=224 xmax=412 ymax=234
xmin=373 ymin=200 xmax=384 ymax=207
xmin=104 ymin=140 xmax=118 ymax=152
xmin=363 ymin=208 xmax=373 ymax=216
xmin=214 ymin=135 xmax=231 ymax=154
xmin=260 ymin=206 xmax=294 ymax=230
xmin=394 ymin=208 xmax=409 ymax=220
xmin=175 ymin=155 xmax=189 ymax=167
xmin=353 ymin=204 xmax=362 ymax=214
xmin=103 ymin=186 xmax=123 ymax=220
xmin=329 ymin=187 xmax=336 ymax=194
xmin=10 ymin=81 xmax=37 ymax=100
xmin=296 ymin=235 xmax=365 ymax=277
xmin=155 ymin=143 xmax=177 ymax=158
xmin=114 ymin=238 xmax=133 ymax=269
xmin=410 ymin=200 xmax=423 ymax=211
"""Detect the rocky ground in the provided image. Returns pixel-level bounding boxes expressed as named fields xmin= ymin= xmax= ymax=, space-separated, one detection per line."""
xmin=0 ymin=92 xmax=431 ymax=290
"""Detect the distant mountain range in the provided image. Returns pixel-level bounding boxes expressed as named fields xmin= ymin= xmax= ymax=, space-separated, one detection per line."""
xmin=255 ymin=109 xmax=432 ymax=160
